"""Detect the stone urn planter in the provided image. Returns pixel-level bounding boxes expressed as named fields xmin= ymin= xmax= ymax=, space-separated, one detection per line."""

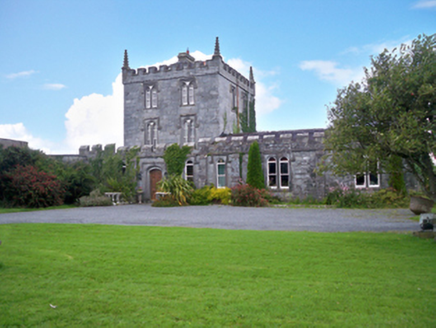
xmin=137 ymin=189 xmax=143 ymax=204
xmin=409 ymin=196 xmax=434 ymax=215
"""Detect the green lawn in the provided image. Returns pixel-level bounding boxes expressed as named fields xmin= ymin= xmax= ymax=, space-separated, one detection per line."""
xmin=0 ymin=224 xmax=435 ymax=327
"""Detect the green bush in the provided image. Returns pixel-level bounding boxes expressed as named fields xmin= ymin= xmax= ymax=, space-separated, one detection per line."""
xmin=325 ymin=186 xmax=410 ymax=208
xmin=189 ymin=186 xmax=213 ymax=205
xmin=151 ymin=196 xmax=180 ymax=207
xmin=231 ymin=183 xmax=268 ymax=207
xmin=158 ymin=175 xmax=194 ymax=206
xmin=79 ymin=190 xmax=113 ymax=207
xmin=208 ymin=187 xmax=231 ymax=205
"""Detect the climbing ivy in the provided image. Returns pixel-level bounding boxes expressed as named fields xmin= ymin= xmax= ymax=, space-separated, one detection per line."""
xmin=240 ymin=100 xmax=256 ymax=133
xmin=163 ymin=143 xmax=192 ymax=176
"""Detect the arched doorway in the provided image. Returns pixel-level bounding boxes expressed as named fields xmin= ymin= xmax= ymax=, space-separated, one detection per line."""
xmin=149 ymin=169 xmax=162 ymax=200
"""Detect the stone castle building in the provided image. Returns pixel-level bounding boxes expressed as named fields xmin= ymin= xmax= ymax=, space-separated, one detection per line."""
xmin=76 ymin=38 xmax=402 ymax=201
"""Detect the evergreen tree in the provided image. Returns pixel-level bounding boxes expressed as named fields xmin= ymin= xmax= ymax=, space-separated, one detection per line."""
xmin=246 ymin=141 xmax=265 ymax=189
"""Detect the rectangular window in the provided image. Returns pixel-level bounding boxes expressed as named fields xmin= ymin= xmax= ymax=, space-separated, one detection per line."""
xmin=152 ymin=89 xmax=157 ymax=108
xmin=189 ymin=84 xmax=194 ymax=105
xmin=185 ymin=161 xmax=194 ymax=182
xmin=355 ymin=161 xmax=379 ymax=188
xmin=268 ymin=158 xmax=277 ymax=188
xmin=355 ymin=174 xmax=366 ymax=188
xmin=280 ymin=158 xmax=289 ymax=188
xmin=145 ymin=89 xmax=151 ymax=109
xmin=217 ymin=160 xmax=226 ymax=188
xmin=182 ymin=85 xmax=188 ymax=105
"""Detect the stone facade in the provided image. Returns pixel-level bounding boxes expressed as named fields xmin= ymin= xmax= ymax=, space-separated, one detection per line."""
xmin=71 ymin=38 xmax=416 ymax=201
xmin=122 ymin=37 xmax=255 ymax=149
xmin=0 ymin=138 xmax=28 ymax=149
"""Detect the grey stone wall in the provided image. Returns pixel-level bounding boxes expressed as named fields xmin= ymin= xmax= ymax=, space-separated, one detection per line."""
xmin=0 ymin=138 xmax=28 ymax=149
xmin=122 ymin=47 xmax=255 ymax=149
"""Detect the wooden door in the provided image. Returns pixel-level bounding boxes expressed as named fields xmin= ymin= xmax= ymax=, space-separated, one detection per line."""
xmin=149 ymin=169 xmax=162 ymax=200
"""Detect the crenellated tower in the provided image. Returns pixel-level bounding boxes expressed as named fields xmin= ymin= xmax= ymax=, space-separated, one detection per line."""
xmin=122 ymin=37 xmax=256 ymax=148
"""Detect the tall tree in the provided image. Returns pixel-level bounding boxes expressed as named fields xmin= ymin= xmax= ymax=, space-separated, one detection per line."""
xmin=247 ymin=141 xmax=265 ymax=189
xmin=324 ymin=34 xmax=436 ymax=200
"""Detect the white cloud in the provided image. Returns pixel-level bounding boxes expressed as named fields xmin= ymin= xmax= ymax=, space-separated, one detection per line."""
xmin=342 ymin=37 xmax=412 ymax=56
xmin=43 ymin=83 xmax=66 ymax=90
xmin=413 ymin=0 xmax=436 ymax=8
xmin=0 ymin=123 xmax=54 ymax=153
xmin=143 ymin=51 xmax=213 ymax=69
xmin=300 ymin=60 xmax=364 ymax=86
xmin=6 ymin=70 xmax=37 ymax=79
xmin=227 ymin=58 xmax=282 ymax=115
xmin=64 ymin=73 xmax=123 ymax=152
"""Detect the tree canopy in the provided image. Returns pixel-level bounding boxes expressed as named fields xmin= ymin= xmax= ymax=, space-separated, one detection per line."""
xmin=324 ymin=33 xmax=436 ymax=200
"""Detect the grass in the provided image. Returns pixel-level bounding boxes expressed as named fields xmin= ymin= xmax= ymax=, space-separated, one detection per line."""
xmin=0 ymin=204 xmax=76 ymax=214
xmin=0 ymin=224 xmax=435 ymax=327
xmin=410 ymin=206 xmax=436 ymax=222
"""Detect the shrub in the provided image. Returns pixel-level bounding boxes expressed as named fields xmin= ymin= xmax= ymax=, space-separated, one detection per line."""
xmin=371 ymin=188 xmax=410 ymax=208
xmin=152 ymin=196 xmax=180 ymax=207
xmin=208 ymin=187 xmax=231 ymax=205
xmin=79 ymin=189 xmax=113 ymax=207
xmin=189 ymin=186 xmax=213 ymax=205
xmin=4 ymin=165 xmax=65 ymax=208
xmin=158 ymin=174 xmax=194 ymax=206
xmin=231 ymin=183 xmax=269 ymax=207
xmin=325 ymin=185 xmax=410 ymax=208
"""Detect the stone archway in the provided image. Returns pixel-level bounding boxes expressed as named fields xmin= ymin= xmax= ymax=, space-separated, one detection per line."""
xmin=149 ymin=169 xmax=162 ymax=200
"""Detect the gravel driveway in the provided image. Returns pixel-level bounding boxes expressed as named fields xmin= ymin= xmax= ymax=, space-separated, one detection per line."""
xmin=0 ymin=205 xmax=418 ymax=232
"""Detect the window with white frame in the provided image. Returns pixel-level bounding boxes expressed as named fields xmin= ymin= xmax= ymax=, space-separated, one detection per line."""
xmin=280 ymin=157 xmax=289 ymax=188
xmin=217 ymin=159 xmax=226 ymax=188
xmin=145 ymin=85 xmax=158 ymax=109
xmin=268 ymin=157 xmax=277 ymax=188
xmin=182 ymin=81 xmax=195 ymax=105
xmin=145 ymin=121 xmax=158 ymax=146
xmin=185 ymin=160 xmax=194 ymax=182
xmin=355 ymin=161 xmax=379 ymax=188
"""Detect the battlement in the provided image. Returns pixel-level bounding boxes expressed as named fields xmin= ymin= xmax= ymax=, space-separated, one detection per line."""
xmin=122 ymin=39 xmax=254 ymax=91
xmin=123 ymin=56 xmax=253 ymax=89
xmin=200 ymin=129 xmax=325 ymax=148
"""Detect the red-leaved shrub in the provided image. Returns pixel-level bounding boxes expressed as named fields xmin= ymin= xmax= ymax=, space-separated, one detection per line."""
xmin=5 ymin=165 xmax=65 ymax=208
xmin=231 ymin=183 xmax=269 ymax=207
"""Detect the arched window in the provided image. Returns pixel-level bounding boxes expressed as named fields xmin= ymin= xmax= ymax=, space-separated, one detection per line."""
xmin=185 ymin=160 xmax=194 ymax=182
xmin=184 ymin=119 xmax=194 ymax=143
xmin=217 ymin=159 xmax=226 ymax=188
xmin=146 ymin=121 xmax=157 ymax=146
xmin=280 ymin=157 xmax=289 ymax=188
xmin=268 ymin=157 xmax=277 ymax=188
xmin=145 ymin=85 xmax=158 ymax=109
xmin=182 ymin=81 xmax=195 ymax=105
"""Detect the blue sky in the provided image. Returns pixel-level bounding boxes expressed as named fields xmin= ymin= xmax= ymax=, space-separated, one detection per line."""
xmin=1 ymin=0 xmax=435 ymax=154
